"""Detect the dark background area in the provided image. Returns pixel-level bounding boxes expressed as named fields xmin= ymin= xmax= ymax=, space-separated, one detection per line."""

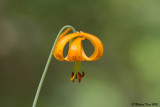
xmin=0 ymin=0 xmax=160 ymax=107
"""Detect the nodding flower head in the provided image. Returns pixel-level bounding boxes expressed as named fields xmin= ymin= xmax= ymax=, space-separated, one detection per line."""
xmin=53 ymin=28 xmax=103 ymax=83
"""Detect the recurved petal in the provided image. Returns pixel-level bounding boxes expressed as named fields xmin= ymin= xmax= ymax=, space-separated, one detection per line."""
xmin=65 ymin=37 xmax=85 ymax=62
xmin=53 ymin=32 xmax=80 ymax=61
xmin=58 ymin=28 xmax=71 ymax=41
xmin=80 ymin=32 xmax=103 ymax=61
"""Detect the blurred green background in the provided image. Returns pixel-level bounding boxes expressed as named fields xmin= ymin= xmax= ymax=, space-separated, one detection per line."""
xmin=0 ymin=0 xmax=160 ymax=107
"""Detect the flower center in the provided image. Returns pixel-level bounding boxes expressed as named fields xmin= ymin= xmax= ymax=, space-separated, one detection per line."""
xmin=70 ymin=61 xmax=84 ymax=83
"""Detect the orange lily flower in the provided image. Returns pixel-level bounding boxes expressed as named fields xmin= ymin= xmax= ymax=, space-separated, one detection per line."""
xmin=53 ymin=28 xmax=103 ymax=83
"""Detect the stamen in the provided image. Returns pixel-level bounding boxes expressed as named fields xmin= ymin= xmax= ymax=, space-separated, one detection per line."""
xmin=70 ymin=61 xmax=79 ymax=82
xmin=70 ymin=61 xmax=84 ymax=83
xmin=79 ymin=62 xmax=84 ymax=73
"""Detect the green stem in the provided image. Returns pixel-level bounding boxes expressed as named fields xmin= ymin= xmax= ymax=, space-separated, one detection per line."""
xmin=32 ymin=25 xmax=76 ymax=107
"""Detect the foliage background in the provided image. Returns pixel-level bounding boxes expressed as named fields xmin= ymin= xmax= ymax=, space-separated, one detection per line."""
xmin=0 ymin=0 xmax=160 ymax=107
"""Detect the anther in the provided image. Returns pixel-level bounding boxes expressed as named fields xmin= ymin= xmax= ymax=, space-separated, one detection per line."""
xmin=71 ymin=72 xmax=74 ymax=77
xmin=81 ymin=71 xmax=84 ymax=77
xmin=75 ymin=74 xmax=77 ymax=79
xmin=78 ymin=72 xmax=82 ymax=83
xmin=70 ymin=72 xmax=74 ymax=82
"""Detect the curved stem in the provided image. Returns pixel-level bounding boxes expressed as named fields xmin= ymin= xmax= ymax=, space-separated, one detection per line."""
xmin=32 ymin=25 xmax=76 ymax=107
